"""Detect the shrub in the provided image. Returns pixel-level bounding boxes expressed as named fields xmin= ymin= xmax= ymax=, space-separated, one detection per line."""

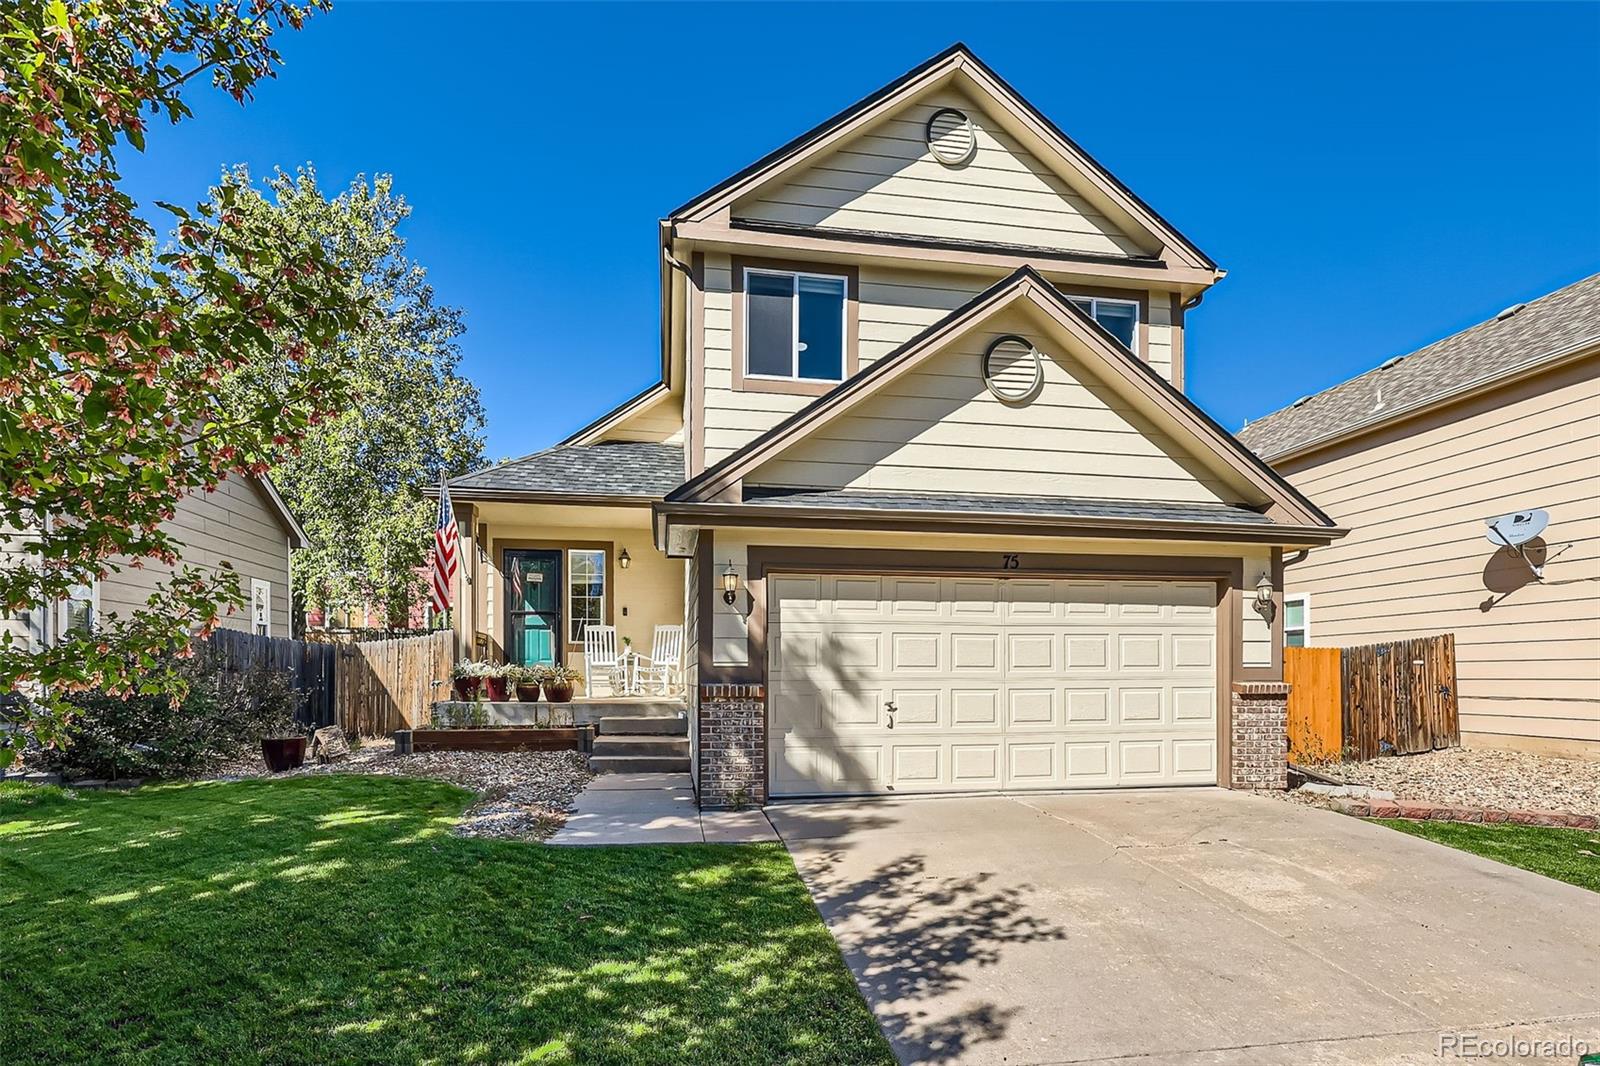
xmin=40 ymin=655 xmax=305 ymax=780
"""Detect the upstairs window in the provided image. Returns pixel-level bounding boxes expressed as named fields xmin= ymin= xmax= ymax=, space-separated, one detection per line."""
xmin=745 ymin=268 xmax=847 ymax=382
xmin=1068 ymin=295 xmax=1139 ymax=353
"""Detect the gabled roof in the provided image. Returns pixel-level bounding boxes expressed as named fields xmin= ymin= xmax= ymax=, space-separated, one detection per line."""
xmin=257 ymin=474 xmax=310 ymax=549
xmin=666 ymin=267 xmax=1336 ymax=531
xmin=555 ymin=382 xmax=672 ymax=448
xmin=1240 ymin=273 xmax=1600 ymax=463
xmin=668 ymin=44 xmax=1217 ymax=273
xmin=447 ymin=441 xmax=683 ymax=502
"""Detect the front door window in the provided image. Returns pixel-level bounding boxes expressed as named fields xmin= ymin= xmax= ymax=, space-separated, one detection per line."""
xmin=505 ymin=550 xmax=561 ymax=667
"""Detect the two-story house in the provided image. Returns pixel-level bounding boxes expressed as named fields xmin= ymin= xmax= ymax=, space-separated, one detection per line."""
xmin=441 ymin=45 xmax=1345 ymax=805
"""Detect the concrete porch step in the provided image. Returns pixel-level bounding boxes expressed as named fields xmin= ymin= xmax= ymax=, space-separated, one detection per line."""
xmin=592 ymin=735 xmax=690 ymax=759
xmin=589 ymin=754 xmax=692 ymax=774
xmin=599 ymin=715 xmax=687 ymax=736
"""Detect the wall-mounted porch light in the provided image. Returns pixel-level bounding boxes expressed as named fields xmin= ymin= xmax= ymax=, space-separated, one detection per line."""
xmin=722 ymin=562 xmax=740 ymax=606
xmin=618 ymin=548 xmax=631 ymax=570
xmin=1254 ymin=571 xmax=1275 ymax=620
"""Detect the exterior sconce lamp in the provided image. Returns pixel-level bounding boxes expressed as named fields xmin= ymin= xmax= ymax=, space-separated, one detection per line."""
xmin=618 ymin=548 xmax=631 ymax=570
xmin=722 ymin=562 xmax=740 ymax=606
xmin=1254 ymin=571 xmax=1275 ymax=620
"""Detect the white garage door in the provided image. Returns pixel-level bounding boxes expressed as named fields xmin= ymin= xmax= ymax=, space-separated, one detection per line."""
xmin=769 ymin=574 xmax=1218 ymax=796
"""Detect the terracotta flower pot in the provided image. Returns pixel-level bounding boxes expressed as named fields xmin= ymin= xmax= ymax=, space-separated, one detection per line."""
xmin=483 ymin=676 xmax=509 ymax=702
xmin=262 ymin=736 xmax=306 ymax=773
xmin=543 ymin=680 xmax=574 ymax=704
xmin=515 ymin=682 xmax=542 ymax=702
xmin=453 ymin=676 xmax=481 ymax=701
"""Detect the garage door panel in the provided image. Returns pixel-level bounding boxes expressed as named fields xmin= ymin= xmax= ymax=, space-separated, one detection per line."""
xmin=770 ymin=574 xmax=1219 ymax=796
xmin=1007 ymin=688 xmax=1056 ymax=727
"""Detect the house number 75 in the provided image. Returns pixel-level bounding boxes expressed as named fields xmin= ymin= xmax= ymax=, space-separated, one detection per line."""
xmin=1001 ymin=554 xmax=1020 ymax=569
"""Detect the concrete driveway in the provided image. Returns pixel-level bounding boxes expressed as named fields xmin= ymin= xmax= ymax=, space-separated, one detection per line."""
xmin=768 ymin=789 xmax=1600 ymax=1065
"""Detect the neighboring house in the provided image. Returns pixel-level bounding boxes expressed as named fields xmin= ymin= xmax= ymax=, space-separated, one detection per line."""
xmin=1239 ymin=275 xmax=1600 ymax=761
xmin=441 ymin=44 xmax=1345 ymax=805
xmin=3 ymin=472 xmax=310 ymax=649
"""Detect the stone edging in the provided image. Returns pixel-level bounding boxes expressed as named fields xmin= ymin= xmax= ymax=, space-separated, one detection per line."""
xmin=1330 ymin=796 xmax=1598 ymax=830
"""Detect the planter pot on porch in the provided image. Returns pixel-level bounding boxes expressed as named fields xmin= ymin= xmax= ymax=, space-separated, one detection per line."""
xmin=261 ymin=736 xmax=307 ymax=773
xmin=543 ymin=680 xmax=574 ymax=704
xmin=483 ymin=676 xmax=509 ymax=702
xmin=514 ymin=682 xmax=542 ymax=702
xmin=453 ymin=676 xmax=481 ymax=701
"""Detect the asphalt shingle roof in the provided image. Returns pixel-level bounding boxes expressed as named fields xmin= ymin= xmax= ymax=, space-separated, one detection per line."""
xmin=449 ymin=441 xmax=684 ymax=498
xmin=1237 ymin=273 xmax=1600 ymax=461
xmin=742 ymin=487 xmax=1276 ymax=526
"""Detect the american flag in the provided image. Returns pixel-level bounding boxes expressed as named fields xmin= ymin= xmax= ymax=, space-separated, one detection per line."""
xmin=430 ymin=475 xmax=460 ymax=614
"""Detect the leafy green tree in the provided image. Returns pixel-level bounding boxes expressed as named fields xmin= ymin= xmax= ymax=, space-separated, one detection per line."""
xmin=222 ymin=167 xmax=485 ymax=630
xmin=0 ymin=0 xmax=359 ymax=761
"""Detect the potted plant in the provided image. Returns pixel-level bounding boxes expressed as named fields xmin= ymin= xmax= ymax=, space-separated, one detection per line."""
xmin=509 ymin=665 xmax=542 ymax=702
xmin=451 ymin=660 xmax=491 ymax=701
xmin=482 ymin=663 xmax=510 ymax=702
xmin=261 ymin=708 xmax=307 ymax=773
xmin=541 ymin=664 xmax=581 ymax=704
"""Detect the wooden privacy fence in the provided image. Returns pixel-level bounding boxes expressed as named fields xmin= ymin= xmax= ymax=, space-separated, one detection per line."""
xmin=1285 ymin=634 xmax=1459 ymax=763
xmin=198 ymin=628 xmax=338 ymax=728
xmin=198 ymin=628 xmax=452 ymax=735
xmin=334 ymin=630 xmax=454 ymax=737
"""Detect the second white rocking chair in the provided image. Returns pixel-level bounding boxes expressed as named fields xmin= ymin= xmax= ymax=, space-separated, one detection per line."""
xmin=632 ymin=625 xmax=684 ymax=697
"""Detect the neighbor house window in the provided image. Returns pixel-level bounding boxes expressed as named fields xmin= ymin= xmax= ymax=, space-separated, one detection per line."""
xmin=1068 ymin=295 xmax=1139 ymax=352
xmin=250 ymin=579 xmax=271 ymax=636
xmin=745 ymin=268 xmax=847 ymax=381
xmin=1284 ymin=594 xmax=1309 ymax=648
xmin=58 ymin=582 xmax=94 ymax=637
xmin=567 ymin=549 xmax=605 ymax=644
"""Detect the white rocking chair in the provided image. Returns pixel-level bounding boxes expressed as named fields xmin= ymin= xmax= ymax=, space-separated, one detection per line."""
xmin=633 ymin=625 xmax=684 ymax=697
xmin=582 ymin=624 xmax=629 ymax=697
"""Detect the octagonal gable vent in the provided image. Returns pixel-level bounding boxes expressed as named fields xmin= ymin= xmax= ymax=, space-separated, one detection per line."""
xmin=926 ymin=107 xmax=977 ymax=166
xmin=983 ymin=335 xmax=1043 ymax=402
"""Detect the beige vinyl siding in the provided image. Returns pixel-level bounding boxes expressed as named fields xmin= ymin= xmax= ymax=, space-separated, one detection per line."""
xmin=733 ymin=92 xmax=1150 ymax=260
xmin=0 ymin=524 xmax=46 ymax=651
xmin=596 ymin=387 xmax=685 ymax=446
xmin=702 ymin=255 xmax=1178 ymax=464
xmin=97 ymin=475 xmax=295 ymax=637
xmin=749 ymin=307 xmax=1240 ymax=503
xmin=1280 ymin=355 xmax=1600 ymax=757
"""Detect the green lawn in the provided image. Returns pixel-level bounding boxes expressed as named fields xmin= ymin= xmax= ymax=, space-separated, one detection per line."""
xmin=1377 ymin=818 xmax=1600 ymax=893
xmin=0 ymin=777 xmax=892 ymax=1065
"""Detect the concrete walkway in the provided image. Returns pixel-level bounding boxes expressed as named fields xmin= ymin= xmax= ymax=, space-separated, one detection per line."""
xmin=770 ymin=788 xmax=1600 ymax=1066
xmin=549 ymin=772 xmax=777 ymax=845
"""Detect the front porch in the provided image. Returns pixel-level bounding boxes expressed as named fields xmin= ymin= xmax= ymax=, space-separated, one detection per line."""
xmin=426 ymin=696 xmax=691 ymax=773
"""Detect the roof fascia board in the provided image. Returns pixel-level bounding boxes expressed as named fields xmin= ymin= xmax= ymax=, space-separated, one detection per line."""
xmin=671 ymin=268 xmax=1334 ymax=528
xmin=669 ymin=45 xmax=1216 ymax=274
xmin=257 ymin=475 xmax=311 ymax=549
xmin=672 ymin=219 xmax=1217 ymax=291
xmin=556 ymin=382 xmax=673 ymax=448
xmin=429 ymin=487 xmax=660 ymax=506
xmin=1262 ymin=339 xmax=1600 ymax=467
xmin=654 ymin=500 xmax=1346 ymax=547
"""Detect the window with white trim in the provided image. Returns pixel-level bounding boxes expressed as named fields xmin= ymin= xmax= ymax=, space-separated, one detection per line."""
xmin=745 ymin=268 xmax=847 ymax=382
xmin=250 ymin=579 xmax=271 ymax=636
xmin=58 ymin=582 xmax=94 ymax=637
xmin=1284 ymin=593 xmax=1309 ymax=648
xmin=567 ymin=549 xmax=605 ymax=644
xmin=1068 ymin=295 xmax=1139 ymax=353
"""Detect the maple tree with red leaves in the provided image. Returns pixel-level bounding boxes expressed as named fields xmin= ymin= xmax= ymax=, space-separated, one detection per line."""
xmin=0 ymin=0 xmax=368 ymax=761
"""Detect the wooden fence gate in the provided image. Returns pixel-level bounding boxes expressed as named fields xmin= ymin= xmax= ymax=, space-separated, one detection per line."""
xmin=1285 ymin=633 xmax=1458 ymax=763
xmin=334 ymin=630 xmax=454 ymax=736
xmin=199 ymin=629 xmax=337 ymax=728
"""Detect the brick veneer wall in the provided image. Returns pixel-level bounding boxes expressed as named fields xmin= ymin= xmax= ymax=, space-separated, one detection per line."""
xmin=698 ymin=683 xmax=765 ymax=808
xmin=1231 ymin=681 xmax=1290 ymax=790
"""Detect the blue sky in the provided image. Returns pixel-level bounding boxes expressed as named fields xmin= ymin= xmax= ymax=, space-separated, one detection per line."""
xmin=121 ymin=2 xmax=1600 ymax=461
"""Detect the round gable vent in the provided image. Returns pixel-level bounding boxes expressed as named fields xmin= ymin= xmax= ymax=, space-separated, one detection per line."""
xmin=926 ymin=107 xmax=977 ymax=166
xmin=983 ymin=335 xmax=1043 ymax=403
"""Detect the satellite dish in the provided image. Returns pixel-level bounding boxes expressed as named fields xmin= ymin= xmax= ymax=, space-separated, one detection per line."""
xmin=1485 ymin=509 xmax=1548 ymax=547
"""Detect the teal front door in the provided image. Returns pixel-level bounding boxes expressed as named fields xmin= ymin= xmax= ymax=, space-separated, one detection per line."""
xmin=505 ymin=549 xmax=561 ymax=667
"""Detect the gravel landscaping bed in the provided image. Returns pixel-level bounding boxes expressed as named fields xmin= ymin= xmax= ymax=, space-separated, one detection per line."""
xmin=208 ymin=744 xmax=593 ymax=841
xmin=1286 ymin=747 xmax=1600 ymax=816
